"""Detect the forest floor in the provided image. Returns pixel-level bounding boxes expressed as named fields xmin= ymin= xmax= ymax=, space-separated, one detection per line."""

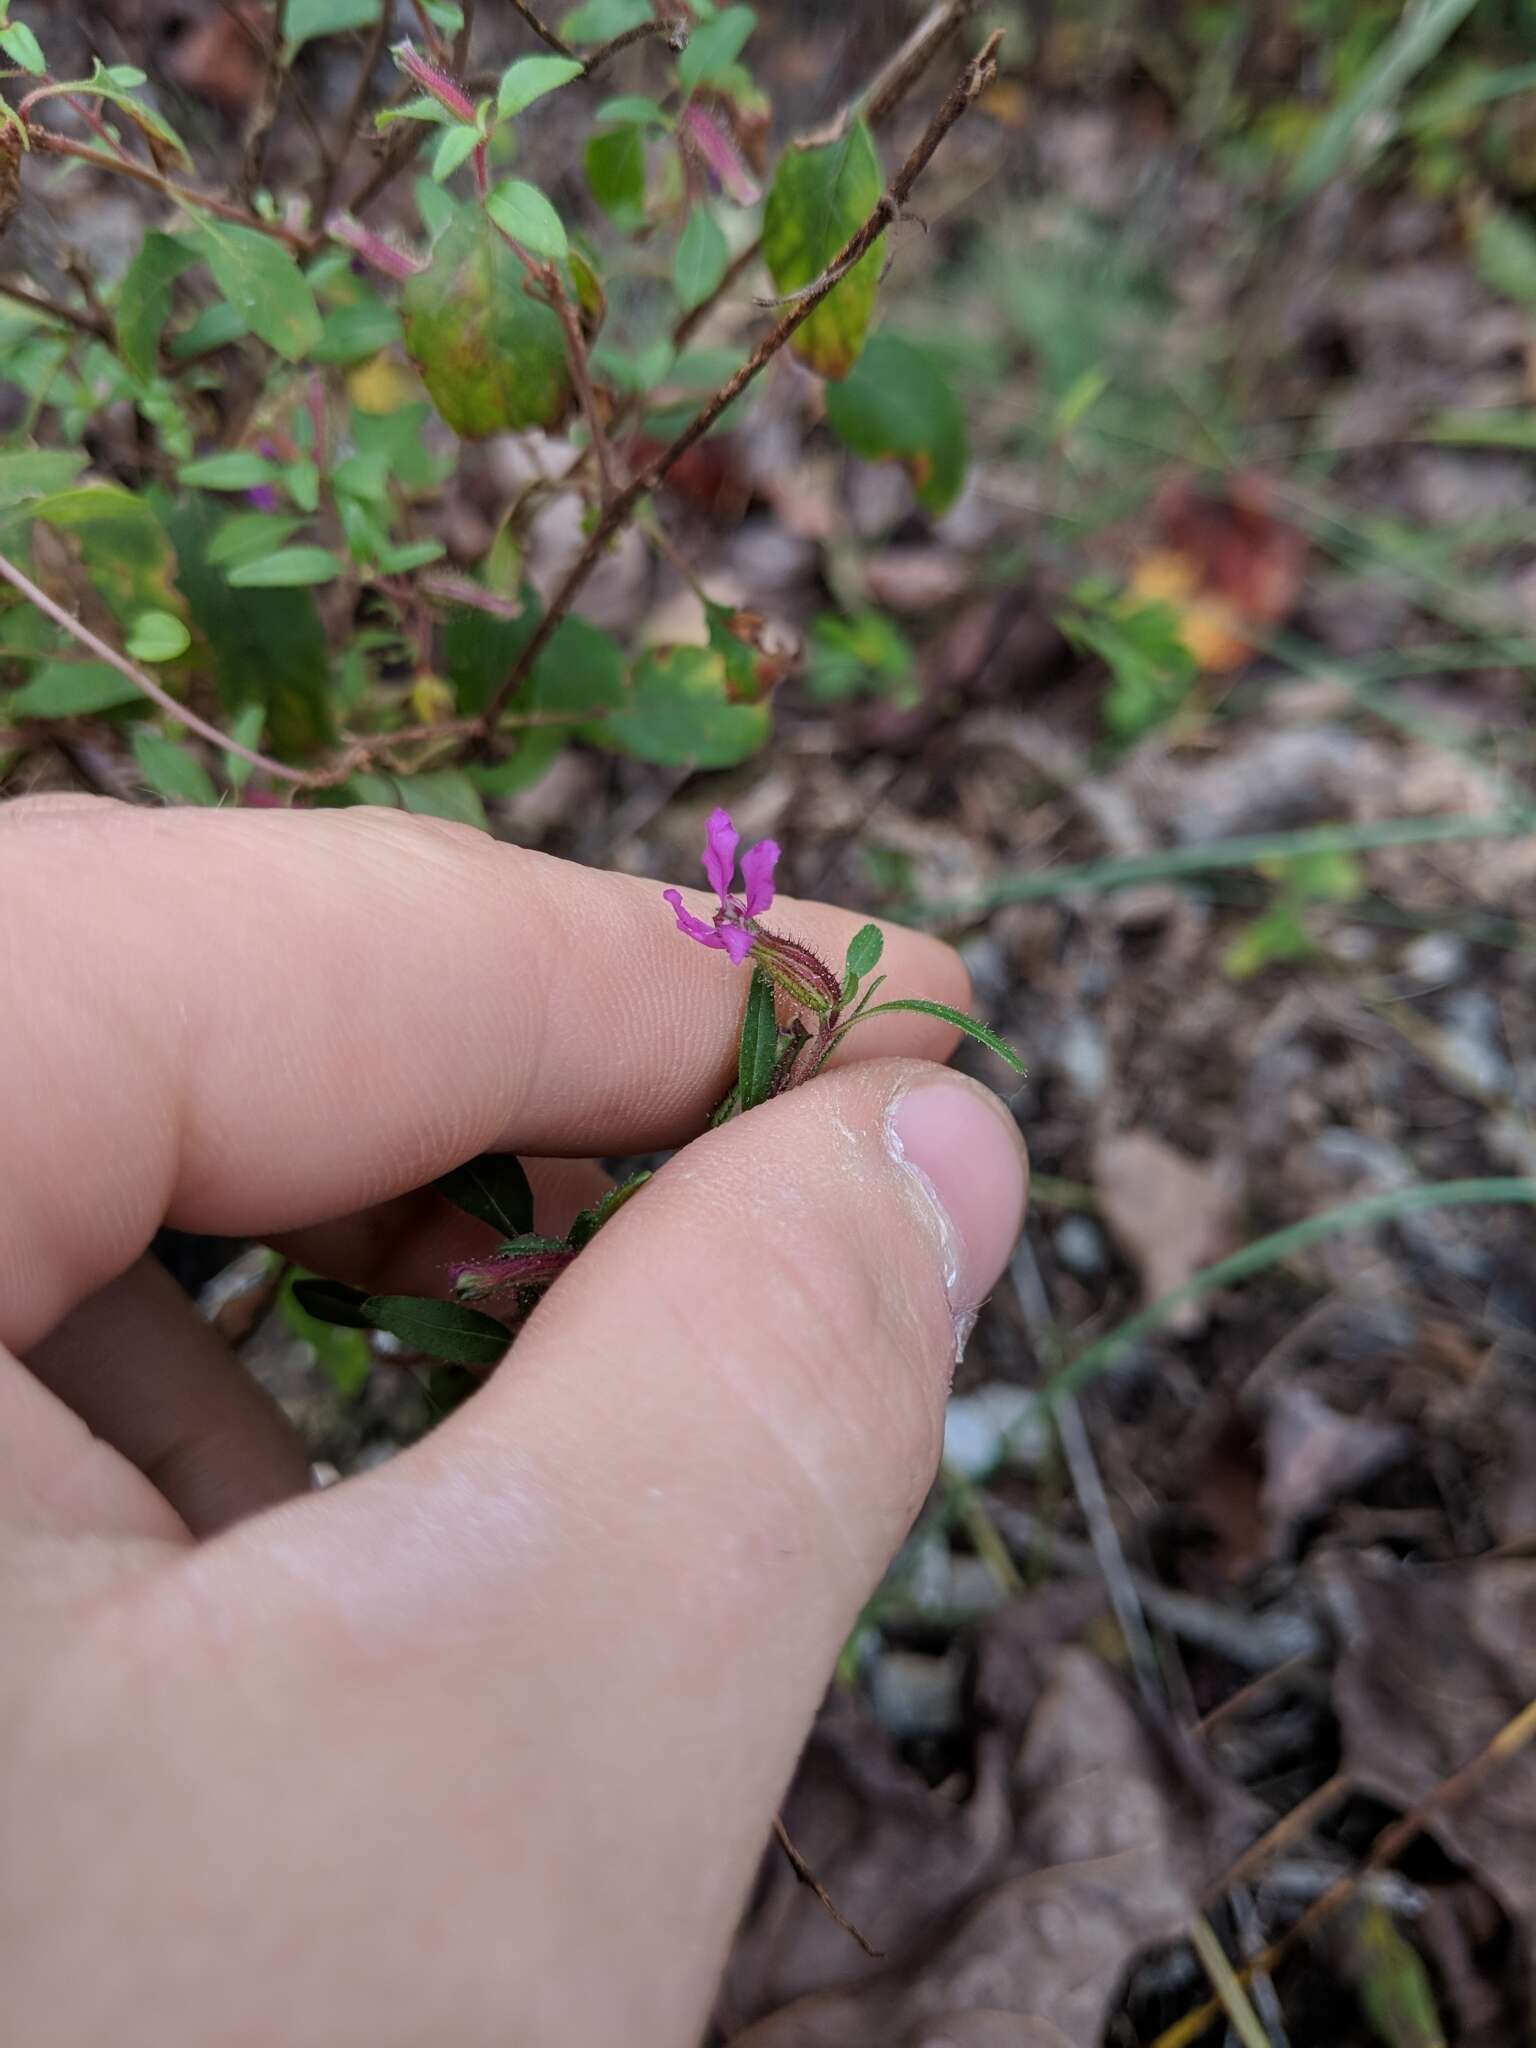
xmin=16 ymin=1 xmax=1536 ymax=2042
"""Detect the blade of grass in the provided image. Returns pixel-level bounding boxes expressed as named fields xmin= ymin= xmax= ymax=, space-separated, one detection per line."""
xmin=908 ymin=809 xmax=1536 ymax=924
xmin=1288 ymin=0 xmax=1481 ymax=196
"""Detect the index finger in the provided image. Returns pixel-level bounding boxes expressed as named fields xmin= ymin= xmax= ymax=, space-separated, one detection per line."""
xmin=0 ymin=799 xmax=968 ymax=1349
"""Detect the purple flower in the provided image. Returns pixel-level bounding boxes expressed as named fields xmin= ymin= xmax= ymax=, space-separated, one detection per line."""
xmin=664 ymin=807 xmax=779 ymax=966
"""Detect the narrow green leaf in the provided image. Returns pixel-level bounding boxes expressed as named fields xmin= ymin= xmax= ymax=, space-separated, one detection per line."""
xmin=485 ymin=179 xmax=569 ymax=261
xmin=125 ymin=610 xmax=191 ymax=663
xmin=840 ymin=921 xmax=883 ymax=999
xmin=10 ymin=662 xmax=142 ymax=718
xmin=737 ymin=966 xmax=778 ymax=1112
xmin=673 ymin=206 xmax=729 ymax=312
xmin=178 ymin=450 xmax=281 ymax=491
xmin=435 ymin=1152 xmax=536 ymax=1237
xmin=132 ymin=729 xmax=218 ymax=805
xmin=226 ymin=546 xmax=344 ymax=588
xmin=585 ymin=125 xmax=646 ymax=230
xmin=432 ymin=122 xmax=482 ymax=183
xmin=677 ymin=4 xmax=755 ymax=91
xmin=0 ymin=448 xmax=88 ymax=505
xmin=378 ymin=93 xmax=455 ymax=127
xmin=594 ymin=94 xmax=668 ymax=127
xmin=563 ymin=0 xmax=649 ymax=36
xmin=0 ymin=22 xmax=46 ymax=73
xmin=398 ymin=766 xmax=488 ymax=830
xmin=290 ymin=1276 xmax=375 ymax=1328
xmin=285 ymin=0 xmax=383 ymax=52
xmin=857 ymin=999 xmax=1026 ymax=1074
xmin=205 ymin=511 xmax=307 ymax=567
xmin=761 ymin=120 xmax=883 ymax=380
xmin=116 ymin=232 xmax=197 ymax=383
xmin=1469 ymin=204 xmax=1536 ymax=309
xmin=496 ymin=54 xmax=583 ymax=120
xmin=1288 ymin=0 xmax=1481 ymax=195
xmin=195 ymin=219 xmax=323 ymax=362
xmin=361 ymin=1294 xmax=509 ymax=1366
xmin=222 ymin=703 xmax=267 ymax=790
xmin=279 ymin=1273 xmax=373 ymax=1397
xmin=376 ymin=538 xmax=447 ymax=574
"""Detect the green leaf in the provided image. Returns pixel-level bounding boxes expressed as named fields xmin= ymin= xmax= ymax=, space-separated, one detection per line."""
xmin=0 ymin=447 xmax=88 ymax=506
xmin=677 ymin=4 xmax=754 ymax=91
xmin=584 ymin=126 xmax=646 ymax=230
xmin=379 ymin=93 xmax=456 ymax=127
xmin=10 ymin=662 xmax=142 ymax=717
xmin=222 ymin=702 xmax=267 ymax=790
xmin=824 ymin=330 xmax=967 ymax=516
xmin=179 ymin=450 xmax=282 ymax=491
xmin=312 ymin=293 xmax=403 ymax=366
xmin=496 ymin=54 xmax=583 ymax=120
xmin=1470 ymin=204 xmax=1536 ymax=309
xmin=205 ymin=511 xmax=308 ymax=567
xmin=737 ymin=966 xmax=778 ymax=1112
xmin=125 ymin=609 xmax=191 ymax=663
xmin=362 ymin=1294 xmax=510 ymax=1366
xmin=168 ymin=301 xmax=250 ymax=360
xmin=376 ymin=537 xmax=447 ymax=574
xmin=0 ymin=21 xmax=46 ymax=73
xmin=401 ymin=209 xmax=571 ymax=437
xmin=226 ymin=545 xmax=343 ymax=588
xmin=855 ymin=999 xmax=1026 ymax=1075
xmin=194 ymin=219 xmax=323 ymax=362
xmin=285 ymin=0 xmax=383 ymax=52
xmin=116 ymin=231 xmax=197 ymax=383
xmin=284 ymin=458 xmax=321 ymax=515
xmin=567 ymin=1170 xmax=651 ymax=1249
xmin=673 ymin=206 xmax=729 ymax=312
xmin=442 ymin=584 xmax=539 ymax=713
xmin=1288 ymin=0 xmax=1481 ymax=197
xmin=279 ymin=1273 xmax=372 ymax=1398
xmin=24 ymin=486 xmax=187 ymax=633
xmin=805 ymin=608 xmax=915 ymax=705
xmin=485 ymin=179 xmax=569 ymax=261
xmin=158 ymin=491 xmax=334 ymax=758
xmin=289 ymin=1275 xmax=375 ymax=1329
xmin=435 ymin=1152 xmax=536 ymax=1237
xmin=432 ymin=122 xmax=482 ymax=183
xmin=563 ymin=0 xmax=650 ymax=36
xmin=1222 ymin=903 xmax=1313 ymax=980
xmin=594 ymin=94 xmax=668 ymax=127
xmin=532 ymin=615 xmax=626 ymax=715
xmin=600 ymin=643 xmax=770 ymax=767
xmin=762 ymin=120 xmax=883 ymax=380
xmin=132 ymin=729 xmax=218 ymax=806
xmin=398 ymin=767 xmax=488 ymax=830
xmin=841 ymin=921 xmax=883 ymax=1000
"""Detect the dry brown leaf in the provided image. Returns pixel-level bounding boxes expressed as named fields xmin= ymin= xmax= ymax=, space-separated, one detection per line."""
xmin=1321 ymin=1552 xmax=1536 ymax=1961
xmin=1260 ymin=1385 xmax=1412 ymax=1554
xmin=730 ymin=1652 xmax=1254 ymax=2048
xmin=1093 ymin=1132 xmax=1242 ymax=1334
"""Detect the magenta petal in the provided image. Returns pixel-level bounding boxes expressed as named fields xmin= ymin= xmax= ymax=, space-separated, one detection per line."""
xmin=719 ymin=923 xmax=755 ymax=966
xmin=663 ymin=888 xmax=727 ymax=948
xmin=739 ymin=838 xmax=779 ymax=917
xmin=702 ymin=806 xmax=739 ymax=907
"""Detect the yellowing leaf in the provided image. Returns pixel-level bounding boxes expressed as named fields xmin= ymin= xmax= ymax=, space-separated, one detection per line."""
xmin=762 ymin=120 xmax=883 ymax=380
xmin=401 ymin=210 xmax=571 ymax=437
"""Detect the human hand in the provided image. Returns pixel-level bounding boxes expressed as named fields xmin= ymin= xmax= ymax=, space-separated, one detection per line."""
xmin=0 ymin=797 xmax=1027 ymax=2047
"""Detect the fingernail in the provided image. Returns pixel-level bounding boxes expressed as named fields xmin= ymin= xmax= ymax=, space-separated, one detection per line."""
xmin=887 ymin=1078 xmax=1028 ymax=1318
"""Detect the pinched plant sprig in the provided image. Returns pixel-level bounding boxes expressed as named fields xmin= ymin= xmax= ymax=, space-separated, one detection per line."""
xmin=666 ymin=806 xmax=1024 ymax=1120
xmin=297 ymin=806 xmax=1023 ymax=1371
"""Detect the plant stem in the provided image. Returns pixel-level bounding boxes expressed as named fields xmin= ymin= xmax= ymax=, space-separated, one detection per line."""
xmin=28 ymin=127 xmax=315 ymax=252
xmin=310 ymin=0 xmax=392 ymax=222
xmin=479 ymin=30 xmax=1003 ymax=734
xmin=239 ymin=0 xmax=293 ymax=202
xmin=0 ymin=278 xmax=109 ymax=340
xmin=0 ymin=547 xmax=310 ymax=785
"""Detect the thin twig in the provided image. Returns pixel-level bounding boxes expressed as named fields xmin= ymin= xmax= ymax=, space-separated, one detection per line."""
xmin=542 ymin=268 xmax=618 ymax=503
xmin=480 ymin=30 xmax=1002 ymax=733
xmin=239 ymin=0 xmax=293 ymax=202
xmin=0 ymin=548 xmax=309 ymax=785
xmin=580 ymin=18 xmax=681 ymax=73
xmin=506 ymin=0 xmax=573 ymax=57
xmin=310 ymin=0 xmax=392 ymax=222
xmin=1152 ymin=1694 xmax=1536 ymax=2048
xmin=27 ymin=128 xmax=316 ymax=253
xmin=0 ymin=278 xmax=109 ymax=341
xmin=772 ymin=1816 xmax=883 ymax=1959
xmin=670 ymin=0 xmax=976 ymax=350
xmin=342 ymin=0 xmax=476 ymax=219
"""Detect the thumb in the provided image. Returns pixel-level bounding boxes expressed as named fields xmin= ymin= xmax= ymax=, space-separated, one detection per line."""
xmin=209 ymin=1060 xmax=1028 ymax=2044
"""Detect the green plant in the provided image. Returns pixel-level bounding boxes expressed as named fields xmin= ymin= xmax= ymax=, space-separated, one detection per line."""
xmin=1058 ymin=576 xmax=1200 ymax=741
xmin=0 ymin=1 xmax=998 ymax=815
